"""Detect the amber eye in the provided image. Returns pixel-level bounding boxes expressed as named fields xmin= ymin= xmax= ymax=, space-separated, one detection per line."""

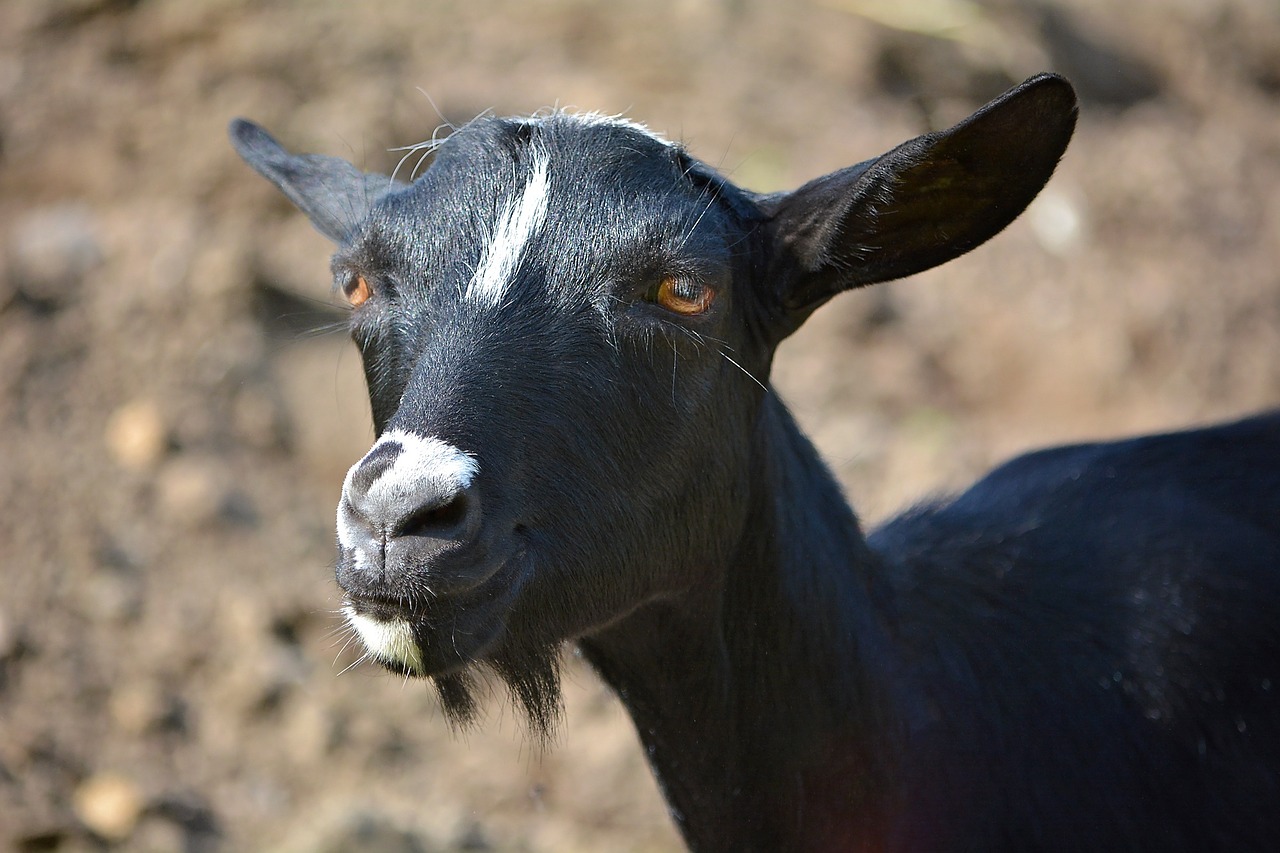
xmin=654 ymin=275 xmax=714 ymax=316
xmin=343 ymin=275 xmax=372 ymax=308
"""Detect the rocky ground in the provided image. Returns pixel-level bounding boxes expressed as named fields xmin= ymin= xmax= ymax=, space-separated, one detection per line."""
xmin=1 ymin=0 xmax=1278 ymax=849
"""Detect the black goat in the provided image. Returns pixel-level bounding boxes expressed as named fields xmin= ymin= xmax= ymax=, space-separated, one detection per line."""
xmin=230 ymin=74 xmax=1280 ymax=851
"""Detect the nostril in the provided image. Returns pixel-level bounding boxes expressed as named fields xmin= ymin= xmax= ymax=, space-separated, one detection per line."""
xmin=396 ymin=491 xmax=470 ymax=538
xmin=339 ymin=432 xmax=481 ymax=553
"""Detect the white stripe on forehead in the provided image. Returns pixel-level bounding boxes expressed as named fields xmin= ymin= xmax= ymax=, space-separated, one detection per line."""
xmin=465 ymin=149 xmax=551 ymax=307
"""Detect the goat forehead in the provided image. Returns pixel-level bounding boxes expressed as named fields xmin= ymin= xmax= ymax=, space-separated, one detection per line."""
xmin=394 ymin=113 xmax=682 ymax=213
xmin=360 ymin=114 xmax=728 ymax=315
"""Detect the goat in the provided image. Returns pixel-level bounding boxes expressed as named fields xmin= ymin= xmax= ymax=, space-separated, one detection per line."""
xmin=230 ymin=74 xmax=1280 ymax=851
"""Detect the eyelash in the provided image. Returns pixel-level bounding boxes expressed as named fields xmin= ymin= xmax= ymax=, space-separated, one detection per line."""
xmin=651 ymin=274 xmax=715 ymax=316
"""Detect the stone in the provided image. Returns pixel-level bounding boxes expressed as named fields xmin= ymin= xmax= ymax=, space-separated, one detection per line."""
xmin=72 ymin=773 xmax=145 ymax=842
xmin=154 ymin=455 xmax=229 ymax=528
xmin=105 ymin=399 xmax=169 ymax=471
xmin=7 ymin=205 xmax=101 ymax=305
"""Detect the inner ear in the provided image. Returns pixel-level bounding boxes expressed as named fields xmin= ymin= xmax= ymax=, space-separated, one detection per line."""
xmin=765 ymin=73 xmax=1078 ymax=320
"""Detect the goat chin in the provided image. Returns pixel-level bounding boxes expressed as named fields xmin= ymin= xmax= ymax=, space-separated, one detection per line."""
xmin=343 ymin=606 xmax=424 ymax=675
xmin=343 ymin=599 xmax=565 ymax=739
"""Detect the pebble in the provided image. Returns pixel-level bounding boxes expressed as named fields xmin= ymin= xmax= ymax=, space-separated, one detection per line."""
xmin=126 ymin=815 xmax=186 ymax=852
xmin=1027 ymin=186 xmax=1087 ymax=257
xmin=109 ymin=681 xmax=169 ymax=735
xmin=154 ymin=455 xmax=229 ymax=527
xmin=79 ymin=571 xmax=143 ymax=624
xmin=72 ymin=772 xmax=145 ymax=842
xmin=7 ymin=204 xmax=101 ymax=304
xmin=105 ymin=399 xmax=169 ymax=471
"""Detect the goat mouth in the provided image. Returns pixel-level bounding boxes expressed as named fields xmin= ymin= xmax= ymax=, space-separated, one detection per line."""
xmin=343 ymin=594 xmax=408 ymax=622
xmin=341 ymin=551 xmax=531 ymax=677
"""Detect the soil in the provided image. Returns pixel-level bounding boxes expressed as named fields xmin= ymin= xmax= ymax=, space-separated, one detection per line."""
xmin=2 ymin=0 xmax=1278 ymax=850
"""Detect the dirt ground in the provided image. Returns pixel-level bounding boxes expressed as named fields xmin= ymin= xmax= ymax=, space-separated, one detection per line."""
xmin=1 ymin=0 xmax=1278 ymax=849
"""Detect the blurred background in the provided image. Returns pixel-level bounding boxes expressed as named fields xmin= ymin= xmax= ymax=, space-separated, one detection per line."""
xmin=1 ymin=0 xmax=1278 ymax=849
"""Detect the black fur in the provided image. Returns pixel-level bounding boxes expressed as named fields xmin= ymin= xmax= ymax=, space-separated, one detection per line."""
xmin=231 ymin=74 xmax=1280 ymax=851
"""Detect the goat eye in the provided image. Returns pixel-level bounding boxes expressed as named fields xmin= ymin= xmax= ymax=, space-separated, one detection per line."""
xmin=343 ymin=275 xmax=372 ymax=308
xmin=653 ymin=275 xmax=714 ymax=316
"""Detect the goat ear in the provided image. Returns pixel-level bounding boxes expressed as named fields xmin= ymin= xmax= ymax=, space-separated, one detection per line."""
xmin=229 ymin=119 xmax=395 ymax=243
xmin=764 ymin=73 xmax=1077 ymax=320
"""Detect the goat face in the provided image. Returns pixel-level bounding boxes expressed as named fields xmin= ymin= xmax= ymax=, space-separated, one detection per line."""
xmin=231 ymin=74 xmax=1077 ymax=729
xmin=233 ymin=113 xmax=774 ymax=725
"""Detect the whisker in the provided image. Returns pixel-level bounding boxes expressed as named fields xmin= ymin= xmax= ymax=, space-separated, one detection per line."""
xmin=390 ymin=137 xmax=443 ymax=184
xmin=322 ymin=620 xmax=356 ymax=645
xmin=719 ymin=349 xmax=769 ymax=393
xmin=414 ymin=87 xmax=457 ymax=134
xmin=332 ymin=631 xmax=362 ymax=668
xmin=336 ymin=650 xmax=371 ymax=678
xmin=671 ymin=338 xmax=678 ymax=404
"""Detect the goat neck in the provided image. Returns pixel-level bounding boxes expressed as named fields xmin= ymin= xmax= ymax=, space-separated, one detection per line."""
xmin=581 ymin=393 xmax=903 ymax=851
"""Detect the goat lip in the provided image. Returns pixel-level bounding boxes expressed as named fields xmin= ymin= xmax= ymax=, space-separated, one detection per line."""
xmin=338 ymin=536 xmax=527 ymax=603
xmin=342 ymin=549 xmax=533 ymax=674
xmin=344 ymin=593 xmax=412 ymax=622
